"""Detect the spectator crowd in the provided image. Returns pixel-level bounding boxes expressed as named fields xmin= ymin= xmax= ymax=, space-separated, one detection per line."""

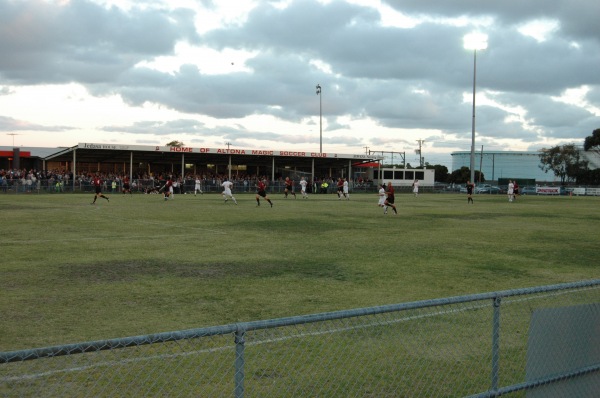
xmin=0 ymin=168 xmax=374 ymax=194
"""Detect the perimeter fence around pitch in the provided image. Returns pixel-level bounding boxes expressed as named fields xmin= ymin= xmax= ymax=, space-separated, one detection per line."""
xmin=1 ymin=280 xmax=599 ymax=397
xmin=0 ymin=178 xmax=380 ymax=195
xmin=4 ymin=177 xmax=600 ymax=196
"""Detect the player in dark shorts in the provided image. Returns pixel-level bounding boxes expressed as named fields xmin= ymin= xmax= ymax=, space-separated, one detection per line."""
xmin=466 ymin=180 xmax=475 ymax=204
xmin=256 ymin=179 xmax=273 ymax=207
xmin=336 ymin=178 xmax=344 ymax=199
xmin=122 ymin=176 xmax=132 ymax=194
xmin=162 ymin=176 xmax=173 ymax=201
xmin=91 ymin=173 xmax=109 ymax=204
xmin=383 ymin=181 xmax=397 ymax=215
xmin=284 ymin=177 xmax=296 ymax=199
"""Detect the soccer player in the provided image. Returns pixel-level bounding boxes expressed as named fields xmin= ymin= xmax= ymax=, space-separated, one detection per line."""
xmin=194 ymin=175 xmax=203 ymax=196
xmin=342 ymin=178 xmax=349 ymax=200
xmin=284 ymin=177 xmax=296 ymax=199
xmin=171 ymin=179 xmax=179 ymax=197
xmin=412 ymin=179 xmax=419 ymax=197
xmin=336 ymin=178 xmax=344 ymax=199
xmin=466 ymin=180 xmax=475 ymax=204
xmin=161 ymin=176 xmax=173 ymax=201
xmin=507 ymin=180 xmax=515 ymax=202
xmin=91 ymin=173 xmax=109 ymax=204
xmin=299 ymin=177 xmax=308 ymax=199
xmin=221 ymin=178 xmax=238 ymax=204
xmin=255 ymin=178 xmax=273 ymax=207
xmin=377 ymin=184 xmax=386 ymax=207
xmin=122 ymin=175 xmax=132 ymax=194
xmin=383 ymin=181 xmax=398 ymax=215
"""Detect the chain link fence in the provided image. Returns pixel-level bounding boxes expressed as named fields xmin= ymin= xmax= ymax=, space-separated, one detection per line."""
xmin=0 ymin=178 xmax=352 ymax=195
xmin=1 ymin=280 xmax=598 ymax=397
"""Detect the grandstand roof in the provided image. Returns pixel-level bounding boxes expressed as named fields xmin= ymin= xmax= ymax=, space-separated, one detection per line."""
xmin=0 ymin=146 xmax=70 ymax=158
xmin=37 ymin=143 xmax=383 ymax=174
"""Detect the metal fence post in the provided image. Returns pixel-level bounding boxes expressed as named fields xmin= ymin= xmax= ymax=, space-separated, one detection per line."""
xmin=234 ymin=329 xmax=246 ymax=398
xmin=491 ymin=296 xmax=501 ymax=394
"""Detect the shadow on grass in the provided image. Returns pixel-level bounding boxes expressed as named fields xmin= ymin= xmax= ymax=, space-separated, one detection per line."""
xmin=60 ymin=259 xmax=351 ymax=283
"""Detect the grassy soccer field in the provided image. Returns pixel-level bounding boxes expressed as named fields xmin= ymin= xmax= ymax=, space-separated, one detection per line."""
xmin=1 ymin=192 xmax=598 ymax=351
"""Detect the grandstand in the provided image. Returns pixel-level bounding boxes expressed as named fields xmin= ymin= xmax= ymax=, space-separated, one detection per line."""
xmin=1 ymin=143 xmax=382 ymax=186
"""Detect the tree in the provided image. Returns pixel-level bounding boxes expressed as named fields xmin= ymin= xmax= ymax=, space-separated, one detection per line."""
xmin=166 ymin=140 xmax=185 ymax=147
xmin=425 ymin=164 xmax=449 ymax=182
xmin=583 ymin=128 xmax=600 ymax=154
xmin=577 ymin=169 xmax=600 ymax=185
xmin=448 ymin=167 xmax=483 ymax=184
xmin=539 ymin=144 xmax=588 ymax=184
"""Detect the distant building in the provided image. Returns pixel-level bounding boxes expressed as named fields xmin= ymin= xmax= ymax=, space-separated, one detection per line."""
xmin=0 ymin=146 xmax=62 ymax=171
xmin=353 ymin=162 xmax=435 ymax=186
xmin=451 ymin=150 xmax=558 ymax=183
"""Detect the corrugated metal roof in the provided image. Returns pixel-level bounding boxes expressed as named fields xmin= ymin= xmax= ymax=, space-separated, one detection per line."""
xmin=0 ymin=146 xmax=70 ymax=158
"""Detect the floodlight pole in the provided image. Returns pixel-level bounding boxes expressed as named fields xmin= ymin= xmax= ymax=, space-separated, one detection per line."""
xmin=416 ymin=139 xmax=425 ymax=167
xmin=316 ymin=84 xmax=322 ymax=153
xmin=470 ymin=49 xmax=477 ymax=184
xmin=8 ymin=133 xmax=19 ymax=147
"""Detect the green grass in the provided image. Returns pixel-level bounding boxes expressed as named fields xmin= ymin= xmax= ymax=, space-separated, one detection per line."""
xmin=1 ymin=192 xmax=599 ymax=351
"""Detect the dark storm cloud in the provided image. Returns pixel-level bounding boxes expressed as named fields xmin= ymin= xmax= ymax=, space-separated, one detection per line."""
xmin=0 ymin=0 xmax=199 ymax=84
xmin=204 ymin=2 xmax=600 ymax=95
xmin=481 ymin=30 xmax=600 ymax=94
xmin=587 ymin=87 xmax=600 ymax=107
xmin=191 ymin=0 xmax=599 ymax=140
xmin=383 ymin=0 xmax=600 ymax=42
xmin=0 ymin=0 xmax=598 ymax=160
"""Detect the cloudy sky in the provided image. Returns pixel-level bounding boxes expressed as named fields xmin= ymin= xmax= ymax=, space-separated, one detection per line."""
xmin=1 ymin=0 xmax=599 ymax=168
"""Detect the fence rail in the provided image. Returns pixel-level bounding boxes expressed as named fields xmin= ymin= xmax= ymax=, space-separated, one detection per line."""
xmin=4 ymin=178 xmax=600 ymax=196
xmin=0 ymin=179 xmax=382 ymax=195
xmin=1 ymin=279 xmax=599 ymax=397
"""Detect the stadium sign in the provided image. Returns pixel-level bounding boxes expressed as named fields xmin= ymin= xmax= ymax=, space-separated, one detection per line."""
xmin=536 ymin=186 xmax=561 ymax=195
xmin=79 ymin=143 xmax=381 ymax=160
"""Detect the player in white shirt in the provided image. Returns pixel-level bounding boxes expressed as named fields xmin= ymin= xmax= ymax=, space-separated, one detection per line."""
xmin=342 ymin=179 xmax=349 ymax=200
xmin=378 ymin=184 xmax=386 ymax=207
xmin=169 ymin=179 xmax=176 ymax=199
xmin=507 ymin=180 xmax=514 ymax=202
xmin=194 ymin=176 xmax=203 ymax=196
xmin=412 ymin=179 xmax=419 ymax=197
xmin=299 ymin=177 xmax=308 ymax=199
xmin=221 ymin=178 xmax=238 ymax=204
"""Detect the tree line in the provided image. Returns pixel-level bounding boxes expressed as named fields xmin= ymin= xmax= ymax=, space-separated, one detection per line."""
xmin=539 ymin=128 xmax=600 ymax=185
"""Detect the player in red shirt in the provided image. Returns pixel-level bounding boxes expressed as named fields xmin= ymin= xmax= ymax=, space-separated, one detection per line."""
xmin=384 ymin=181 xmax=397 ymax=215
xmin=336 ymin=178 xmax=344 ymax=200
xmin=284 ymin=177 xmax=296 ymax=199
xmin=122 ymin=176 xmax=132 ymax=194
xmin=91 ymin=173 xmax=110 ymax=204
xmin=161 ymin=176 xmax=173 ymax=201
xmin=256 ymin=178 xmax=273 ymax=207
xmin=466 ymin=180 xmax=475 ymax=204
